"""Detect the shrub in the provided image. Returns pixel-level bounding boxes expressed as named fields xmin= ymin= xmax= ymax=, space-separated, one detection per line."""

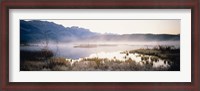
xmin=20 ymin=49 xmax=54 ymax=62
xmin=48 ymin=57 xmax=71 ymax=69
xmin=72 ymin=61 xmax=97 ymax=71
xmin=21 ymin=61 xmax=48 ymax=71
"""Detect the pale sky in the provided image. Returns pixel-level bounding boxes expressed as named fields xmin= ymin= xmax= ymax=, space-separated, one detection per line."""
xmin=44 ymin=20 xmax=180 ymax=35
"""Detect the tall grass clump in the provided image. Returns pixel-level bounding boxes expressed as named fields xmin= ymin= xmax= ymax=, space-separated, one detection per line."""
xmin=129 ymin=45 xmax=180 ymax=71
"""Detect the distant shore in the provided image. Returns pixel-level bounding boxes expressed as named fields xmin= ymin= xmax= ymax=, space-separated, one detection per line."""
xmin=73 ymin=44 xmax=118 ymax=48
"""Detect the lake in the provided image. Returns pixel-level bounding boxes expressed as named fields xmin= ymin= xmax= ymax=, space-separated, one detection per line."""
xmin=20 ymin=41 xmax=180 ymax=59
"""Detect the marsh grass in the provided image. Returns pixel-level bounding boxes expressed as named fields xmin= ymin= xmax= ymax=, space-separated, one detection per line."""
xmin=20 ymin=46 xmax=179 ymax=71
xmin=129 ymin=46 xmax=180 ymax=71
xmin=20 ymin=49 xmax=54 ymax=71
xmin=21 ymin=57 xmax=169 ymax=71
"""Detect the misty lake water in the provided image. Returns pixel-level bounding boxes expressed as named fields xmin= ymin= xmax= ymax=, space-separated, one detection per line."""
xmin=20 ymin=41 xmax=180 ymax=59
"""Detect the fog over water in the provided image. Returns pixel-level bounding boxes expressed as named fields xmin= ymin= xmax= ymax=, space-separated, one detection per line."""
xmin=20 ymin=41 xmax=180 ymax=59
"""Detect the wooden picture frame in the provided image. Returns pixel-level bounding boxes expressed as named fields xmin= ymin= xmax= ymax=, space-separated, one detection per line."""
xmin=0 ymin=0 xmax=199 ymax=91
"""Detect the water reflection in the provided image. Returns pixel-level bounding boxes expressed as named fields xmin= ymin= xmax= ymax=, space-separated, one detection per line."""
xmin=69 ymin=51 xmax=170 ymax=68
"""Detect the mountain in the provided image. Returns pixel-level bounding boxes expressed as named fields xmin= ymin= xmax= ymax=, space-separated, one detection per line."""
xmin=84 ymin=34 xmax=180 ymax=42
xmin=20 ymin=20 xmax=180 ymax=44
xmin=20 ymin=20 xmax=97 ymax=43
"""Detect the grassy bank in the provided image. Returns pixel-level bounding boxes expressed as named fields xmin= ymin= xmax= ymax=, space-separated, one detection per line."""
xmin=21 ymin=57 xmax=168 ymax=71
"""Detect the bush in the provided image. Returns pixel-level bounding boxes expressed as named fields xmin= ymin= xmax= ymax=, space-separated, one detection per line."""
xmin=21 ymin=61 xmax=48 ymax=71
xmin=72 ymin=61 xmax=97 ymax=71
xmin=20 ymin=49 xmax=54 ymax=62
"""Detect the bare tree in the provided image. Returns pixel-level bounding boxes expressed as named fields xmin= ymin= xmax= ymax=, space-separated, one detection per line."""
xmin=41 ymin=30 xmax=51 ymax=50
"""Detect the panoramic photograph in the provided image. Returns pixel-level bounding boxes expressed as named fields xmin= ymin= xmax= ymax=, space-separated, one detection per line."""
xmin=20 ymin=19 xmax=180 ymax=71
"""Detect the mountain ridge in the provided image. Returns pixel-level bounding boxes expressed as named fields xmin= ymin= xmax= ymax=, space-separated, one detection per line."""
xmin=20 ymin=20 xmax=180 ymax=44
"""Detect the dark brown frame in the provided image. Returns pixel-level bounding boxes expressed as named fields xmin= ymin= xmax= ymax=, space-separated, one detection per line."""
xmin=0 ymin=0 xmax=199 ymax=91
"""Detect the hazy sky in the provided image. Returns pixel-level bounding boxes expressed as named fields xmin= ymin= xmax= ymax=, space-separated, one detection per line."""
xmin=44 ymin=20 xmax=180 ymax=34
